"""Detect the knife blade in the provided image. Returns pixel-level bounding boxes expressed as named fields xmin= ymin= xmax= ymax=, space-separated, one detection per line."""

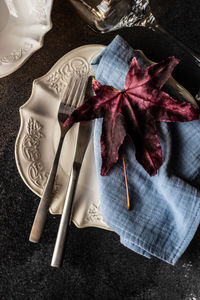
xmin=51 ymin=120 xmax=93 ymax=268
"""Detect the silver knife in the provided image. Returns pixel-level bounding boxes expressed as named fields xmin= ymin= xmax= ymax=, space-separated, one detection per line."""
xmin=51 ymin=120 xmax=93 ymax=268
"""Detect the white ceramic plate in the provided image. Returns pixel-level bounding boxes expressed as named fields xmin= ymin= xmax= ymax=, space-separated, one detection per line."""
xmin=15 ymin=44 xmax=197 ymax=230
xmin=15 ymin=44 xmax=112 ymax=230
xmin=0 ymin=0 xmax=53 ymax=78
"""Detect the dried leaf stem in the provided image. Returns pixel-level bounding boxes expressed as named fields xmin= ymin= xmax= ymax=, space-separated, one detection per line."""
xmin=122 ymin=152 xmax=131 ymax=210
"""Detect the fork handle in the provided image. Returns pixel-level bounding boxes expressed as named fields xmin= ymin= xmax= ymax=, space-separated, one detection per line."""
xmin=51 ymin=164 xmax=80 ymax=268
xmin=29 ymin=136 xmax=65 ymax=243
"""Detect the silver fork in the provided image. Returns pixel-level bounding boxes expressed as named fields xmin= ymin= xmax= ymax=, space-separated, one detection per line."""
xmin=29 ymin=74 xmax=89 ymax=243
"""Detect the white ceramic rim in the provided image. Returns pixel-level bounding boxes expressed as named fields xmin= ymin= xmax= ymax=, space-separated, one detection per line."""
xmin=0 ymin=0 xmax=54 ymax=79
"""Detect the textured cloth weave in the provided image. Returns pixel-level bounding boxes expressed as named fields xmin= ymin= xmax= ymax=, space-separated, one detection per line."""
xmin=92 ymin=35 xmax=200 ymax=265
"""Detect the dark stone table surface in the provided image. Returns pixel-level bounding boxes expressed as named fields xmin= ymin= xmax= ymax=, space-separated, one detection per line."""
xmin=1 ymin=0 xmax=200 ymax=299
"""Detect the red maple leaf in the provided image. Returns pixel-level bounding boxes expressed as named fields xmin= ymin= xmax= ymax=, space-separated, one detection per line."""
xmin=64 ymin=56 xmax=199 ymax=176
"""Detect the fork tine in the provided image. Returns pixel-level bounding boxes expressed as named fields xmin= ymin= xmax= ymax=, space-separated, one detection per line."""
xmin=62 ymin=75 xmax=89 ymax=108
xmin=76 ymin=76 xmax=88 ymax=106
xmin=66 ymin=76 xmax=80 ymax=106
xmin=71 ymin=77 xmax=83 ymax=106
xmin=61 ymin=76 xmax=73 ymax=104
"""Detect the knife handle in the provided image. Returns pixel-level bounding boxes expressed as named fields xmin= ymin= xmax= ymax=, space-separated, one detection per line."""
xmin=51 ymin=164 xmax=80 ymax=268
xmin=29 ymin=136 xmax=64 ymax=243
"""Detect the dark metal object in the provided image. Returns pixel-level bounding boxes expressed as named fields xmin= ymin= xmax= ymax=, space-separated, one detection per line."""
xmin=69 ymin=0 xmax=200 ymax=68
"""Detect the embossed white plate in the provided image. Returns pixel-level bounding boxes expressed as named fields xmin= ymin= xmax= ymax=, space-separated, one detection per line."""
xmin=15 ymin=44 xmax=197 ymax=230
xmin=0 ymin=0 xmax=53 ymax=78
xmin=15 ymin=44 xmax=112 ymax=230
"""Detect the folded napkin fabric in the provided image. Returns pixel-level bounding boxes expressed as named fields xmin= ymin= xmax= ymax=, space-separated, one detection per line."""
xmin=92 ymin=35 xmax=200 ymax=265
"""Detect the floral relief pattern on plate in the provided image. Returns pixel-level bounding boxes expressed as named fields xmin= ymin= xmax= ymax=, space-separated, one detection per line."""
xmin=32 ymin=0 xmax=48 ymax=20
xmin=21 ymin=117 xmax=60 ymax=196
xmin=46 ymin=56 xmax=93 ymax=96
xmin=0 ymin=43 xmax=33 ymax=65
xmin=32 ymin=7 xmax=47 ymax=20
xmin=46 ymin=70 xmax=67 ymax=95
xmin=84 ymin=204 xmax=104 ymax=223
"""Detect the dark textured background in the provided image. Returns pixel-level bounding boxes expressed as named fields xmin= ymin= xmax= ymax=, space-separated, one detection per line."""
xmin=1 ymin=0 xmax=200 ymax=299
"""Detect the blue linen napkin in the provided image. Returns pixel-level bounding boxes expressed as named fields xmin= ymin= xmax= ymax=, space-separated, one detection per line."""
xmin=92 ymin=35 xmax=200 ymax=265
